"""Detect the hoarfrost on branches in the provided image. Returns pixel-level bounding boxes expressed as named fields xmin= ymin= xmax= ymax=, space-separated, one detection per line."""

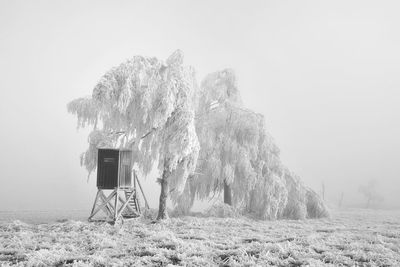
xmin=67 ymin=50 xmax=199 ymax=220
xmin=184 ymin=70 xmax=261 ymax=207
xmin=173 ymin=69 xmax=328 ymax=220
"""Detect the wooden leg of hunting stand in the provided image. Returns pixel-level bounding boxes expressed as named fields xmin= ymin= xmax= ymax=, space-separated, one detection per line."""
xmin=135 ymin=172 xmax=150 ymax=209
xmin=88 ymin=190 xmax=101 ymax=221
xmin=89 ymin=189 xmax=117 ymax=221
xmin=99 ymin=190 xmax=115 ymax=218
xmin=114 ymin=190 xmax=119 ymax=223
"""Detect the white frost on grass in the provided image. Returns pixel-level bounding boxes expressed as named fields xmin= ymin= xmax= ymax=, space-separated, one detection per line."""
xmin=0 ymin=209 xmax=399 ymax=266
xmin=203 ymin=202 xmax=241 ymax=218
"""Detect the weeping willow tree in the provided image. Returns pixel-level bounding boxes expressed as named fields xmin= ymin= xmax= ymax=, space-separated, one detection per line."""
xmin=67 ymin=50 xmax=199 ymax=220
xmin=192 ymin=70 xmax=262 ymax=206
xmin=173 ymin=69 xmax=268 ymax=211
xmin=173 ymin=69 xmax=328 ymax=220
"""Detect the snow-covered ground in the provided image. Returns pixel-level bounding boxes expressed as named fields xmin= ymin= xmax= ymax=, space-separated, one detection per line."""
xmin=0 ymin=209 xmax=399 ymax=266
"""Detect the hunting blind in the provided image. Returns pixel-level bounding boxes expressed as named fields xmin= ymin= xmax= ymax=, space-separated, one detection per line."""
xmin=88 ymin=148 xmax=149 ymax=223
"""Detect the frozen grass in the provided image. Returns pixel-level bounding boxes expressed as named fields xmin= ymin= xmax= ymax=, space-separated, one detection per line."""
xmin=0 ymin=209 xmax=399 ymax=266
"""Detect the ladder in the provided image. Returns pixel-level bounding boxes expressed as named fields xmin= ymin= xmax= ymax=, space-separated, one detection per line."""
xmin=124 ymin=189 xmax=141 ymax=216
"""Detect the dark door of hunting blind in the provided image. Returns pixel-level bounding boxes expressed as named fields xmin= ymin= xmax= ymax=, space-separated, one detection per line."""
xmin=97 ymin=149 xmax=119 ymax=189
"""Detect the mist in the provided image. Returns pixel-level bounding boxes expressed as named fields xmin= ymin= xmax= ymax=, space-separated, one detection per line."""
xmin=0 ymin=0 xmax=399 ymax=212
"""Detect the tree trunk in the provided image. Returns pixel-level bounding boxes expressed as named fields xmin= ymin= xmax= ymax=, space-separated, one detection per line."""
xmin=157 ymin=166 xmax=171 ymax=220
xmin=224 ymin=180 xmax=232 ymax=206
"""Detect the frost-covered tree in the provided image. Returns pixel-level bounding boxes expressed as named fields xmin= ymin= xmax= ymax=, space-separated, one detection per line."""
xmin=174 ymin=70 xmax=283 ymax=215
xmin=67 ymin=50 xmax=199 ymax=220
xmin=173 ymin=69 xmax=328 ymax=220
xmin=175 ymin=70 xmax=263 ymax=209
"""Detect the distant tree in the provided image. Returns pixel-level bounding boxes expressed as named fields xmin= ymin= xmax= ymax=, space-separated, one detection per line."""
xmin=321 ymin=181 xmax=325 ymax=201
xmin=359 ymin=180 xmax=384 ymax=208
xmin=67 ymin=50 xmax=199 ymax=220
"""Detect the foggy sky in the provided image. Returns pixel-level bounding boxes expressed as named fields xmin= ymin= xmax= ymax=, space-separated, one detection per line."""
xmin=0 ymin=0 xmax=399 ymax=211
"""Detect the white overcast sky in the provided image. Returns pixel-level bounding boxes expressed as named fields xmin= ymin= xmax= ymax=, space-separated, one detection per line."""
xmin=0 ymin=0 xmax=399 ymax=211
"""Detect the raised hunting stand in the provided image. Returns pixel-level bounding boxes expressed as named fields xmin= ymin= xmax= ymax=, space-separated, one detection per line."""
xmin=88 ymin=148 xmax=149 ymax=224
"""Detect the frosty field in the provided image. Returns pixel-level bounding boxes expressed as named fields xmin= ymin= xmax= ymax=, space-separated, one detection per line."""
xmin=0 ymin=209 xmax=399 ymax=266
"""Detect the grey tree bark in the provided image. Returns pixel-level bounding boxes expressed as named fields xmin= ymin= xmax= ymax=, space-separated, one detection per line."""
xmin=224 ymin=180 xmax=232 ymax=206
xmin=157 ymin=166 xmax=171 ymax=220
